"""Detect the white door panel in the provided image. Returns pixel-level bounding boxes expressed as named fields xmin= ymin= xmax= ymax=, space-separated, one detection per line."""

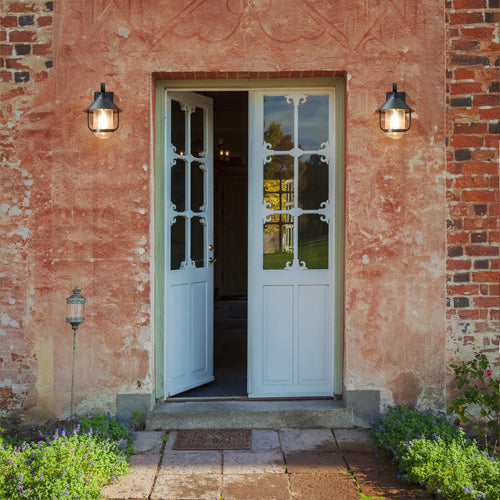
xmin=248 ymin=90 xmax=335 ymax=397
xmin=165 ymin=91 xmax=214 ymax=397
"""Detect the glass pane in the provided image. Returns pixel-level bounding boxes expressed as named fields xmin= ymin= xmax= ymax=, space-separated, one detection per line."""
xmin=191 ymin=161 xmax=204 ymax=212
xmin=171 ymin=99 xmax=185 ymax=155
xmin=298 ymin=214 xmax=328 ymax=269
xmin=171 ymin=217 xmax=185 ymax=270
xmin=191 ymin=217 xmax=205 ymax=268
xmin=191 ymin=106 xmax=204 ymax=158
xmin=298 ymin=154 xmax=328 ymax=210
xmin=171 ymin=159 xmax=185 ymax=212
xmin=264 ymin=96 xmax=294 ymax=150
xmin=263 ymin=155 xmax=294 ymax=211
xmin=298 ymin=95 xmax=329 ymax=150
xmin=263 ymin=215 xmax=293 ymax=270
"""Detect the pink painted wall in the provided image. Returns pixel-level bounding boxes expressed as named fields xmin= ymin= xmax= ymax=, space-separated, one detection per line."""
xmin=2 ymin=0 xmax=450 ymax=419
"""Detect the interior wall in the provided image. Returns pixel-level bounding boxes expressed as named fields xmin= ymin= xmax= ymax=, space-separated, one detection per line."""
xmin=209 ymin=92 xmax=248 ymax=300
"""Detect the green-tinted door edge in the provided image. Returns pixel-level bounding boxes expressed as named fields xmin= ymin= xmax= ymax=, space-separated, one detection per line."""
xmin=154 ymin=85 xmax=165 ymax=400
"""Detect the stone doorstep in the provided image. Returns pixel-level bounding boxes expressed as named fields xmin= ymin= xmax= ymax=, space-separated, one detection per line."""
xmin=146 ymin=400 xmax=353 ymax=430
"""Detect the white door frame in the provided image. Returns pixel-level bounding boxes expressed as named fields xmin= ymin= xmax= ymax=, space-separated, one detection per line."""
xmin=154 ymin=79 xmax=345 ymax=400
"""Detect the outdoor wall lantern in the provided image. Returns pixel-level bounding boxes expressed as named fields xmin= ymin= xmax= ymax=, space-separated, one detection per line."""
xmin=66 ymin=286 xmax=86 ymax=423
xmin=377 ymin=83 xmax=413 ymax=139
xmin=85 ymin=83 xmax=120 ymax=139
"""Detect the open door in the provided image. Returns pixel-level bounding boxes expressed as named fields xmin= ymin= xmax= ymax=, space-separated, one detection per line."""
xmin=164 ymin=91 xmax=214 ymax=397
xmin=248 ymin=90 xmax=335 ymax=397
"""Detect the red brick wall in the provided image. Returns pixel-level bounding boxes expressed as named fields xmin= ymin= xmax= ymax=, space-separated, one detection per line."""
xmin=445 ymin=0 xmax=499 ymax=371
xmin=0 ymin=0 xmax=53 ymax=413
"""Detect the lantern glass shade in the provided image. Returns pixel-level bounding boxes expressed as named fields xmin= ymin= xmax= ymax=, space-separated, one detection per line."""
xmin=377 ymin=83 xmax=412 ymax=139
xmin=381 ymin=108 xmax=408 ymax=139
xmin=86 ymin=83 xmax=120 ymax=139
xmin=66 ymin=286 xmax=86 ymax=328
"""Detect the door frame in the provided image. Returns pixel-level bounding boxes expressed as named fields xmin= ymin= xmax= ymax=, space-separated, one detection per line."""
xmin=154 ymin=78 xmax=345 ymax=400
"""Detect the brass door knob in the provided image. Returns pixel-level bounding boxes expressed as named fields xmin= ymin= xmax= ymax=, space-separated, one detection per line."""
xmin=208 ymin=257 xmax=216 ymax=263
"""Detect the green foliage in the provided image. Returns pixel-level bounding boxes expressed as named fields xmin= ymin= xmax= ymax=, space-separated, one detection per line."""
xmin=397 ymin=432 xmax=499 ymax=500
xmin=76 ymin=412 xmax=136 ymax=455
xmin=447 ymin=353 xmax=499 ymax=443
xmin=368 ymin=404 xmax=461 ymax=452
xmin=0 ymin=413 xmax=136 ymax=499
xmin=370 ymin=405 xmax=499 ymax=500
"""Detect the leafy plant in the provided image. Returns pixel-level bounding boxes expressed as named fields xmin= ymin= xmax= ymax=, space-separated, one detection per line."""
xmin=76 ymin=412 xmax=136 ymax=455
xmin=447 ymin=353 xmax=499 ymax=448
xmin=370 ymin=405 xmax=499 ymax=500
xmin=0 ymin=413 xmax=137 ymax=499
xmin=397 ymin=431 xmax=499 ymax=500
xmin=368 ymin=404 xmax=461 ymax=453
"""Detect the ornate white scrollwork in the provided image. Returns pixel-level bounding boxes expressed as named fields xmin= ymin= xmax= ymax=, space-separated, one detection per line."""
xmin=285 ymin=259 xmax=308 ymax=271
xmin=318 ymin=140 xmax=331 ymax=163
xmin=288 ymin=207 xmax=303 ymax=218
xmin=168 ymin=203 xmax=178 ymax=226
xmin=198 ymin=217 xmax=207 ymax=226
xmin=262 ymin=141 xmax=274 ymax=163
xmin=180 ymin=259 xmax=196 ymax=270
xmin=197 ymin=161 xmax=207 ymax=172
xmin=318 ymin=200 xmax=331 ymax=224
xmin=285 ymin=94 xmax=308 ymax=107
xmin=180 ymin=102 xmax=196 ymax=114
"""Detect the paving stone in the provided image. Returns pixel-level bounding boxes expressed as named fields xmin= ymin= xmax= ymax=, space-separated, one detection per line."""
xmin=223 ymin=449 xmax=285 ymax=474
xmin=134 ymin=431 xmax=165 ymax=454
xmin=354 ymin=471 xmax=422 ymax=498
xmin=285 ymin=451 xmax=348 ymax=474
xmin=251 ymin=429 xmax=280 ymax=451
xmin=222 ymin=473 xmax=290 ymax=500
xmin=344 ymin=451 xmax=395 ymax=473
xmin=160 ymin=450 xmax=222 ymax=474
xmin=335 ymin=428 xmax=379 ymax=452
xmin=151 ymin=472 xmax=221 ymax=500
xmin=279 ymin=428 xmax=337 ymax=454
xmin=101 ymin=453 xmax=160 ymax=499
xmin=289 ymin=472 xmax=360 ymax=500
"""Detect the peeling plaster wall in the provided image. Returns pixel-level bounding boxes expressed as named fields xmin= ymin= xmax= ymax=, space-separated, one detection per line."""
xmin=2 ymin=0 xmax=493 ymax=421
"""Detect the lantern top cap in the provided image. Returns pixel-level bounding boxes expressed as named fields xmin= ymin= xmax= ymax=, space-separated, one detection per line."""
xmin=377 ymin=82 xmax=413 ymax=112
xmin=67 ymin=285 xmax=86 ymax=304
xmin=85 ymin=83 xmax=120 ymax=112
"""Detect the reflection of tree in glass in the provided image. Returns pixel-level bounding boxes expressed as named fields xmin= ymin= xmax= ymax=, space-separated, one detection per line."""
xmin=298 ymin=154 xmax=328 ymax=210
xmin=263 ymin=121 xmax=293 ymax=179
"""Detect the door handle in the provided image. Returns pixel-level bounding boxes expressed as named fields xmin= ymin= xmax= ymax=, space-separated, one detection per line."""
xmin=209 ymin=257 xmax=216 ymax=264
xmin=208 ymin=244 xmax=214 ymax=251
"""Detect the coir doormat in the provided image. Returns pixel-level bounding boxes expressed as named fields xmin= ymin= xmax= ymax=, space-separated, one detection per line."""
xmin=173 ymin=429 xmax=252 ymax=450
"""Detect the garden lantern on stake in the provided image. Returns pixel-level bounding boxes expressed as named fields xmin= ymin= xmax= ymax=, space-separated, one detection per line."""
xmin=85 ymin=83 xmax=120 ymax=139
xmin=66 ymin=286 xmax=86 ymax=423
xmin=377 ymin=82 xmax=413 ymax=139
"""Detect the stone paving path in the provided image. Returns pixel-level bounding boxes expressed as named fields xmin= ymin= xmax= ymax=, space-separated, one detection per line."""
xmin=102 ymin=428 xmax=434 ymax=499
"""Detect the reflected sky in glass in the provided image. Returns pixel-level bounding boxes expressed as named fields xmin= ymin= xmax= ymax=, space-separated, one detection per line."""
xmin=264 ymin=94 xmax=329 ymax=151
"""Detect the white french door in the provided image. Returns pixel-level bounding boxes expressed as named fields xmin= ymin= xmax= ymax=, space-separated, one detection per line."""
xmin=164 ymin=91 xmax=214 ymax=397
xmin=248 ymin=90 xmax=335 ymax=397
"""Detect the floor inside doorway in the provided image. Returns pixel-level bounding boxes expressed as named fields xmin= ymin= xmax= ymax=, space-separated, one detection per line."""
xmin=172 ymin=299 xmax=247 ymax=398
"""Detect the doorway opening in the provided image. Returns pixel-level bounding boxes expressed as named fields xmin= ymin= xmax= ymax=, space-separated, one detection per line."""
xmin=172 ymin=91 xmax=249 ymax=398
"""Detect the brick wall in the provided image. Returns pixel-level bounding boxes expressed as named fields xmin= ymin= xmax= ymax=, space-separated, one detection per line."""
xmin=445 ymin=0 xmax=499 ymax=369
xmin=0 ymin=1 xmax=53 ymax=413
